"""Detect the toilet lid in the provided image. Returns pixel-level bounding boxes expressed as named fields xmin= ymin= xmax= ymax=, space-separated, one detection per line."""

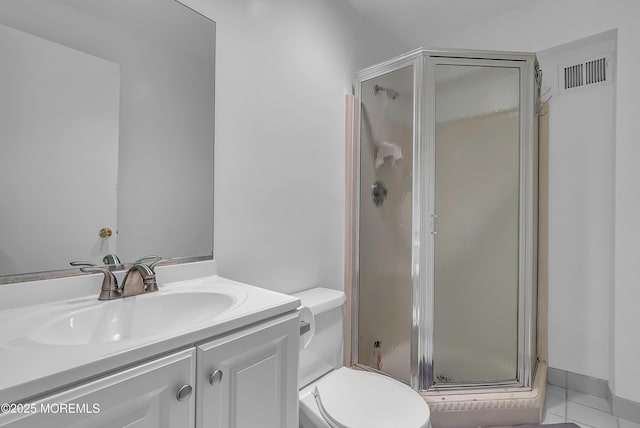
xmin=313 ymin=367 xmax=430 ymax=428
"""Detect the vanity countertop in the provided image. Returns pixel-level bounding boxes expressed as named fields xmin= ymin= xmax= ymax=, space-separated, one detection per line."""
xmin=0 ymin=261 xmax=300 ymax=405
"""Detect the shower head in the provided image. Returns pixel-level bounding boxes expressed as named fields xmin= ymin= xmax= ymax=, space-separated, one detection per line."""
xmin=374 ymin=84 xmax=399 ymax=100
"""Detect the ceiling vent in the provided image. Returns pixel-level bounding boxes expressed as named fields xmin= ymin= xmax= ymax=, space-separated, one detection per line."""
xmin=559 ymin=53 xmax=612 ymax=93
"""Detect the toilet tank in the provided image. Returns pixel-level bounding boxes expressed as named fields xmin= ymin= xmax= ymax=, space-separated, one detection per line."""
xmin=292 ymin=287 xmax=346 ymax=388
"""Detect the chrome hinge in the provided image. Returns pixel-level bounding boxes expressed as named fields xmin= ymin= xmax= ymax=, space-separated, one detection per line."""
xmin=430 ymin=214 xmax=439 ymax=235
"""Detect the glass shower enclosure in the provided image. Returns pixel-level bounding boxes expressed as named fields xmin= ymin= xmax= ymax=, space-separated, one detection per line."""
xmin=352 ymin=49 xmax=539 ymax=391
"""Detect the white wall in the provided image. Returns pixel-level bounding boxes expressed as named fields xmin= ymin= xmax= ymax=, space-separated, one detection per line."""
xmin=536 ymin=35 xmax=615 ymax=382
xmin=180 ymin=0 xmax=401 ymax=294
xmin=431 ymin=0 xmax=639 ymax=402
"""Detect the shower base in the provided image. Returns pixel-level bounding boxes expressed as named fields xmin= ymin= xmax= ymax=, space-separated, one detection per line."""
xmin=424 ymin=361 xmax=547 ymax=428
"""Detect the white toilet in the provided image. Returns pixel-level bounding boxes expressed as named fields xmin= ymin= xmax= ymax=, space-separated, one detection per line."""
xmin=293 ymin=287 xmax=431 ymax=428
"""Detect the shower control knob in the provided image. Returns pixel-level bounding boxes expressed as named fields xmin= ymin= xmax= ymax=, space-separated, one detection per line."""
xmin=209 ymin=369 xmax=223 ymax=386
xmin=371 ymin=180 xmax=388 ymax=207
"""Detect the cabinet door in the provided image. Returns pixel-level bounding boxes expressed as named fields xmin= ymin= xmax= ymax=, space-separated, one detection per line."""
xmin=0 ymin=349 xmax=195 ymax=428
xmin=196 ymin=312 xmax=299 ymax=428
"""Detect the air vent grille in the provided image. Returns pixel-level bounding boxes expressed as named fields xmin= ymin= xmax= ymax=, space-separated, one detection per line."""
xmin=559 ymin=53 xmax=612 ymax=94
xmin=586 ymin=57 xmax=607 ymax=84
xmin=564 ymin=64 xmax=583 ymax=89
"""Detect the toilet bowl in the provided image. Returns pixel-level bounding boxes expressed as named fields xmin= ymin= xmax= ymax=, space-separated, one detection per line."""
xmin=293 ymin=288 xmax=431 ymax=428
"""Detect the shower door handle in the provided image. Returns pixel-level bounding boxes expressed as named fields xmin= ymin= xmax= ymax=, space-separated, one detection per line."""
xmin=430 ymin=214 xmax=439 ymax=235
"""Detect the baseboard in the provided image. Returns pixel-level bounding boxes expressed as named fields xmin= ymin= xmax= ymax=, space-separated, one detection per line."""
xmin=547 ymin=367 xmax=610 ymax=399
xmin=548 ymin=367 xmax=640 ymax=424
xmin=613 ymin=394 xmax=640 ymax=424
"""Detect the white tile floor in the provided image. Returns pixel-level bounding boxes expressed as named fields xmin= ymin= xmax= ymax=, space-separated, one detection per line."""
xmin=543 ymin=384 xmax=640 ymax=428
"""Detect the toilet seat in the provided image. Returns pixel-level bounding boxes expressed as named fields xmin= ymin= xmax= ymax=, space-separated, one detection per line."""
xmin=312 ymin=367 xmax=430 ymax=428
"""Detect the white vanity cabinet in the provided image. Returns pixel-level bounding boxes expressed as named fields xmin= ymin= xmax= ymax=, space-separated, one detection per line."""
xmin=196 ymin=312 xmax=299 ymax=428
xmin=0 ymin=348 xmax=196 ymax=428
xmin=0 ymin=312 xmax=299 ymax=428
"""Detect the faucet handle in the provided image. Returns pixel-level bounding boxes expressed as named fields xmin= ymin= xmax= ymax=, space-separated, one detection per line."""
xmin=80 ymin=267 xmax=121 ymax=301
xmin=134 ymin=255 xmax=170 ymax=274
xmin=70 ymin=261 xmax=97 ymax=267
xmin=135 ymin=255 xmax=161 ymax=264
xmin=149 ymin=258 xmax=171 ymax=273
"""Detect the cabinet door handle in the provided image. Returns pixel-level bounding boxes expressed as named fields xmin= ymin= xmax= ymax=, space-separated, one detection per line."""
xmin=176 ymin=384 xmax=193 ymax=401
xmin=209 ymin=369 xmax=223 ymax=386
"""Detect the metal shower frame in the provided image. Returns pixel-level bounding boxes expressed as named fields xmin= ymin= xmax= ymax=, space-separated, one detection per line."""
xmin=349 ymin=48 xmax=539 ymax=392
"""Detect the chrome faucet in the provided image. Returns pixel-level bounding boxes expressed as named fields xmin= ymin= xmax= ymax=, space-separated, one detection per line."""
xmin=72 ymin=256 xmax=166 ymax=300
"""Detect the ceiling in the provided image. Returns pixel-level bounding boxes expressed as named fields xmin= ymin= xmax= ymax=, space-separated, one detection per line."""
xmin=346 ymin=0 xmax=536 ymax=48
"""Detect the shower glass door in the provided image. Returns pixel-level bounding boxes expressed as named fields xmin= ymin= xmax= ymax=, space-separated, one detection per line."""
xmin=430 ymin=60 xmax=521 ymax=386
xmin=356 ymin=63 xmax=415 ymax=384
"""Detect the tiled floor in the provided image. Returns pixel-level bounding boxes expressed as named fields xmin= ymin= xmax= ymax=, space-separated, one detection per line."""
xmin=543 ymin=384 xmax=640 ymax=428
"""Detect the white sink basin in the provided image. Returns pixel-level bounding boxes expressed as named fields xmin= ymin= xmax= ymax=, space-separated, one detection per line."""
xmin=30 ymin=291 xmax=236 ymax=346
xmin=0 ymin=263 xmax=303 ymax=407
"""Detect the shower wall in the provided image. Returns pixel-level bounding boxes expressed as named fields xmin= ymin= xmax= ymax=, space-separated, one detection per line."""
xmin=357 ymin=65 xmax=413 ymax=382
xmin=433 ymin=110 xmax=519 ymax=383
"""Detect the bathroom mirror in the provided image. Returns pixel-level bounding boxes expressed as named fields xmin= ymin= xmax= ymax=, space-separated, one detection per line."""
xmin=0 ymin=0 xmax=215 ymax=280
